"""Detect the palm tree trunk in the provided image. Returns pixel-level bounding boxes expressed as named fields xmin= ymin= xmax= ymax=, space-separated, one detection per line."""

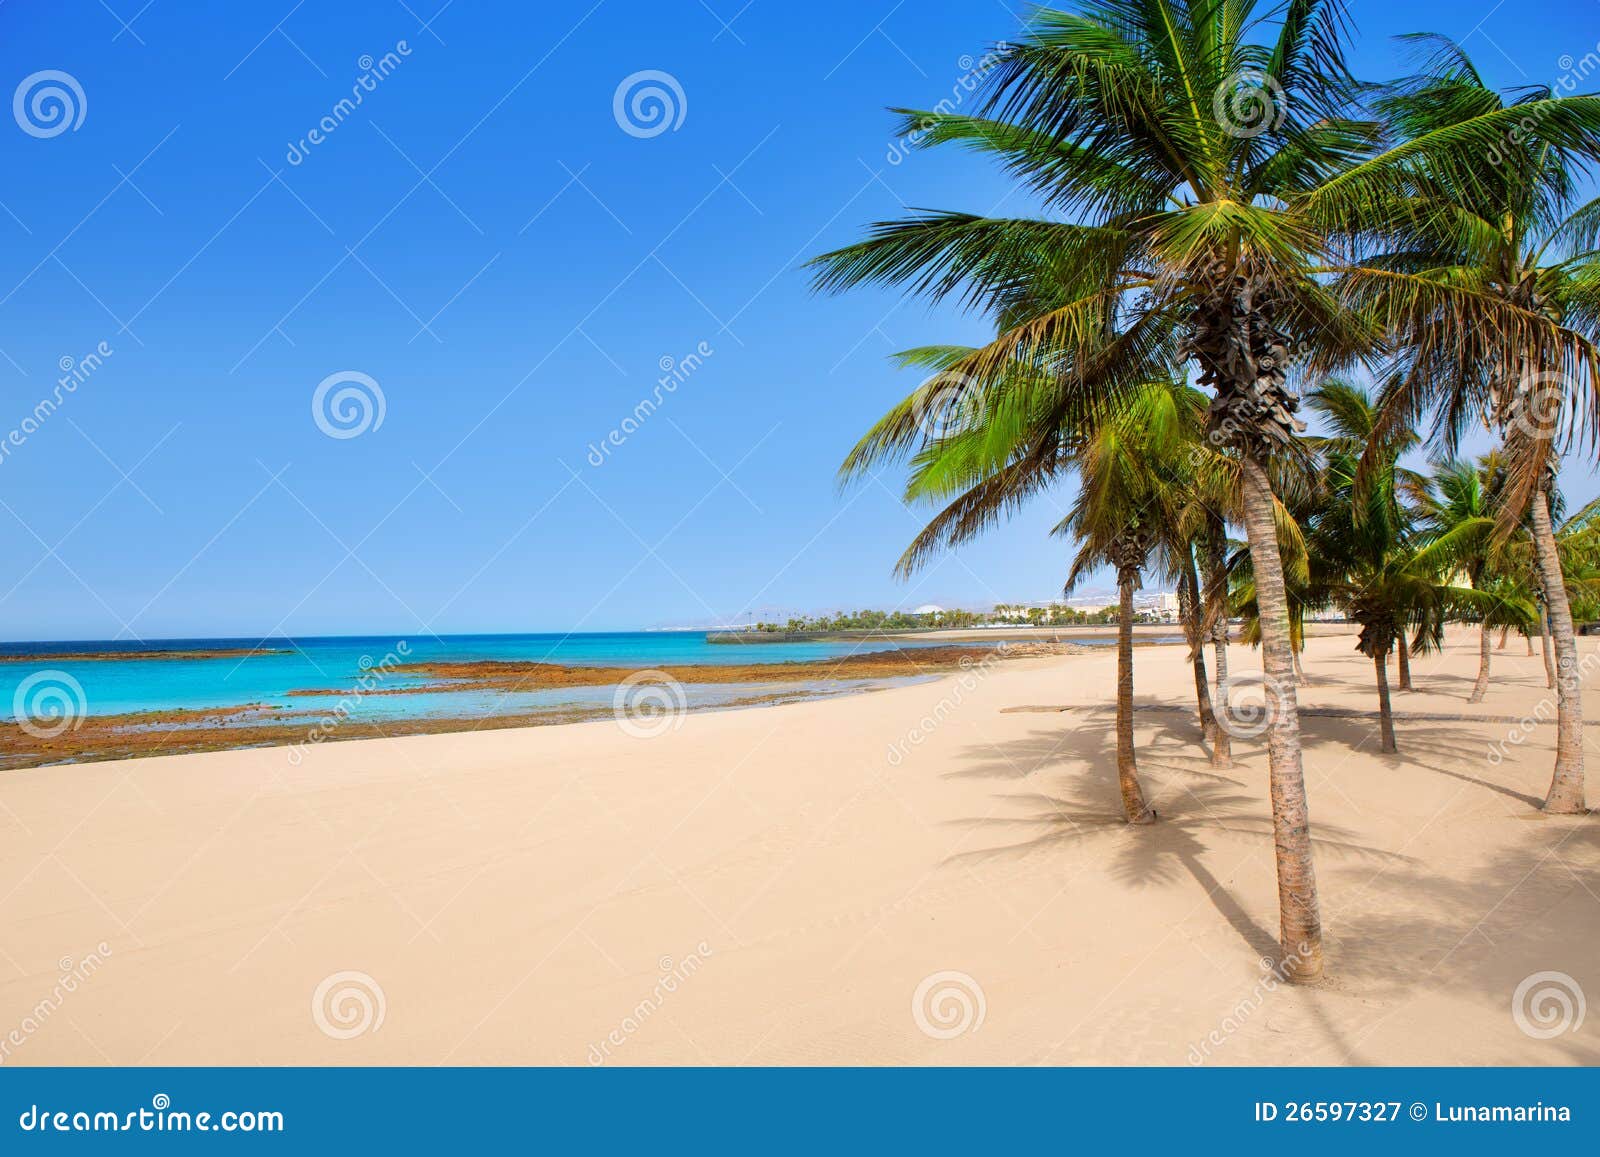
xmin=1116 ymin=571 xmax=1156 ymax=824
xmin=1205 ymin=523 xmax=1231 ymax=715
xmin=1497 ymin=625 xmax=1508 ymax=650
xmin=1397 ymin=631 xmax=1412 ymax=692
xmin=1292 ymin=649 xmax=1307 ymax=685
xmin=1181 ymin=553 xmax=1229 ymax=767
xmin=1238 ymin=454 xmax=1323 ymax=982
xmin=1373 ymin=650 xmax=1397 ymax=753
xmin=1529 ymin=491 xmax=1586 ymax=814
xmin=1469 ymin=621 xmax=1491 ymax=703
xmin=1540 ymin=607 xmax=1556 ymax=691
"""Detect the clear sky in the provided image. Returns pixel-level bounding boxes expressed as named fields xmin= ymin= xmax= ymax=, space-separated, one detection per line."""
xmin=1 ymin=0 xmax=1597 ymax=641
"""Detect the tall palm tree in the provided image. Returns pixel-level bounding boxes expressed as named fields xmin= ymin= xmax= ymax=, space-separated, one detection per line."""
xmin=1349 ymin=37 xmax=1600 ymax=812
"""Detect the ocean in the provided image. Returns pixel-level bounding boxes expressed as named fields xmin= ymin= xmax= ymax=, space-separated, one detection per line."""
xmin=0 ymin=631 xmax=960 ymax=723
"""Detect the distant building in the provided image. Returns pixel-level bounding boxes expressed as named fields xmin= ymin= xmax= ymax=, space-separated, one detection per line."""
xmin=912 ymin=604 xmax=945 ymax=616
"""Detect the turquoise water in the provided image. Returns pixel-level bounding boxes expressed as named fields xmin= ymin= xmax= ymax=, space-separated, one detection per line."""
xmin=0 ymin=631 xmax=949 ymax=721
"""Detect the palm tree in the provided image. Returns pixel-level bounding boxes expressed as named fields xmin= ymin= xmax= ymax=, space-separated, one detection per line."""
xmin=1412 ymin=458 xmax=1537 ymax=701
xmin=1058 ymin=381 xmax=1210 ymax=821
xmin=844 ymin=346 xmax=1215 ymax=816
xmin=1305 ymin=384 xmax=1513 ymax=751
xmin=1348 ymin=37 xmax=1600 ymax=812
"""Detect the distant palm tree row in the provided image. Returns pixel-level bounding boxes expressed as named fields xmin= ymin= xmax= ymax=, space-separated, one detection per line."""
xmin=809 ymin=0 xmax=1600 ymax=983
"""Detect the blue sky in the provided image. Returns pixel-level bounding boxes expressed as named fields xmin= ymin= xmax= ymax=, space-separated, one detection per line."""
xmin=0 ymin=0 xmax=1596 ymax=641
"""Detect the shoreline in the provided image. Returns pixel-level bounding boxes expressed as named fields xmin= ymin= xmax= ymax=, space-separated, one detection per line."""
xmin=0 ymin=643 xmax=1070 ymax=772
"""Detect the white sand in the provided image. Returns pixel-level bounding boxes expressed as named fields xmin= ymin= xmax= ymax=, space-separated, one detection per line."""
xmin=0 ymin=627 xmax=1595 ymax=1065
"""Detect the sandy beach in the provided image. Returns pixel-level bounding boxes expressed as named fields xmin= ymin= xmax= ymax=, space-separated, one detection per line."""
xmin=0 ymin=627 xmax=1594 ymax=1066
